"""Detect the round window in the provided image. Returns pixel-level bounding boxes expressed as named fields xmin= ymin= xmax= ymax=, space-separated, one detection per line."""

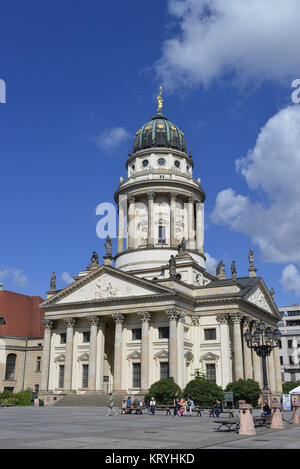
xmin=174 ymin=160 xmax=180 ymax=168
xmin=142 ymin=159 xmax=149 ymax=167
xmin=158 ymin=158 xmax=165 ymax=166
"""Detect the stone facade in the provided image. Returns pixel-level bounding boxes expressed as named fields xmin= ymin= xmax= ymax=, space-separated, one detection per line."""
xmin=39 ymin=102 xmax=282 ymax=400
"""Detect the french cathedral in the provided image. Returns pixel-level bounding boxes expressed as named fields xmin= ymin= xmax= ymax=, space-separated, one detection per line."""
xmin=39 ymin=92 xmax=282 ymax=403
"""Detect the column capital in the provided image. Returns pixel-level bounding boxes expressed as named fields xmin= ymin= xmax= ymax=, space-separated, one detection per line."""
xmin=112 ymin=313 xmax=125 ymax=325
xmin=229 ymin=313 xmax=243 ymax=324
xmin=42 ymin=319 xmax=55 ymax=330
xmin=216 ymin=314 xmax=230 ymax=325
xmin=63 ymin=318 xmax=77 ymax=328
xmin=168 ymin=192 xmax=178 ymax=201
xmin=138 ymin=312 xmax=151 ymax=323
xmin=147 ymin=191 xmax=155 ymax=200
xmin=166 ymin=308 xmax=182 ymax=321
xmin=242 ymin=316 xmax=253 ymax=328
xmin=188 ymin=197 xmax=196 ymax=204
xmin=88 ymin=315 xmax=101 ymax=327
xmin=191 ymin=315 xmax=201 ymax=325
xmin=128 ymin=196 xmax=136 ymax=205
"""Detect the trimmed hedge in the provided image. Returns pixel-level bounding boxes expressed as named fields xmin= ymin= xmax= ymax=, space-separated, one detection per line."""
xmin=225 ymin=379 xmax=261 ymax=406
xmin=184 ymin=377 xmax=224 ymax=407
xmin=145 ymin=377 xmax=182 ymax=405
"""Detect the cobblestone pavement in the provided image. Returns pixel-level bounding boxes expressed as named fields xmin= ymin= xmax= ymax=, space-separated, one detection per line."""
xmin=0 ymin=406 xmax=297 ymax=449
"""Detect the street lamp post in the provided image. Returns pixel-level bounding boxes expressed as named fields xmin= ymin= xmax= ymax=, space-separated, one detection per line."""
xmin=244 ymin=320 xmax=281 ymax=403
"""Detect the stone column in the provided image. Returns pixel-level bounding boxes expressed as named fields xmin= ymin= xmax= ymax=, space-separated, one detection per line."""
xmin=177 ymin=311 xmax=185 ymax=388
xmin=147 ymin=192 xmax=155 ymax=247
xmin=138 ymin=312 xmax=151 ymax=391
xmin=216 ymin=314 xmax=231 ymax=388
xmin=128 ymin=196 xmax=135 ymax=250
xmin=187 ymin=198 xmax=196 ymax=250
xmin=166 ymin=309 xmax=179 ymax=384
xmin=112 ymin=313 xmax=125 ymax=391
xmin=191 ymin=316 xmax=201 ymax=377
xmin=63 ymin=318 xmax=77 ymax=391
xmin=267 ymin=350 xmax=276 ymax=394
xmin=230 ymin=313 xmax=244 ymax=380
xmin=117 ymin=194 xmax=126 ymax=254
xmin=196 ymin=201 xmax=204 ymax=254
xmin=169 ymin=192 xmax=177 ymax=248
xmin=87 ymin=316 xmax=100 ymax=391
xmin=40 ymin=319 xmax=54 ymax=392
xmin=98 ymin=320 xmax=105 ymax=391
xmin=273 ymin=345 xmax=283 ymax=394
xmin=242 ymin=317 xmax=253 ymax=379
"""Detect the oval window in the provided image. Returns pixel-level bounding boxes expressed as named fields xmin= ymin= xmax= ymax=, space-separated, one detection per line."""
xmin=142 ymin=159 xmax=149 ymax=167
xmin=174 ymin=160 xmax=180 ymax=168
xmin=158 ymin=158 xmax=165 ymax=166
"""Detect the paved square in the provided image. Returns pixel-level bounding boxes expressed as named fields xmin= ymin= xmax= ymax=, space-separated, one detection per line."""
xmin=0 ymin=406 xmax=298 ymax=449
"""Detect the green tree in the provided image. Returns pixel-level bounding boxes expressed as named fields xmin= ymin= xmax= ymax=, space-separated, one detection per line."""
xmin=282 ymin=381 xmax=300 ymax=394
xmin=225 ymin=379 xmax=261 ymax=407
xmin=145 ymin=377 xmax=182 ymax=405
xmin=184 ymin=377 xmax=224 ymax=407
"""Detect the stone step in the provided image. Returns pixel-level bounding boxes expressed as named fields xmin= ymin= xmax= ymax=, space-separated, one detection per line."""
xmin=54 ymin=392 xmax=125 ymax=407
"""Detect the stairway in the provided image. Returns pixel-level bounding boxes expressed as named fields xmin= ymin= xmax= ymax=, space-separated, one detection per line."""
xmin=54 ymin=392 xmax=125 ymax=407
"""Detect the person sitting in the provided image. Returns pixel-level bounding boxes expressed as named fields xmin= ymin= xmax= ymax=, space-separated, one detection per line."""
xmin=261 ymin=400 xmax=272 ymax=417
xmin=214 ymin=400 xmax=223 ymax=417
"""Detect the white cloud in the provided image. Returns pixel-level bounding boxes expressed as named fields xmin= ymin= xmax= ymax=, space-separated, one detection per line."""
xmin=93 ymin=127 xmax=130 ymax=151
xmin=211 ymin=105 xmax=300 ymax=263
xmin=204 ymin=252 xmax=218 ymax=275
xmin=280 ymin=264 xmax=300 ymax=296
xmin=61 ymin=272 xmax=74 ymax=284
xmin=0 ymin=268 xmax=29 ymax=288
xmin=156 ymin=0 xmax=300 ymax=89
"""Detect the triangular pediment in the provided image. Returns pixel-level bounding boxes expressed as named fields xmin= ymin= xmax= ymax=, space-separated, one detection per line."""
xmin=41 ymin=266 xmax=172 ymax=307
xmin=200 ymin=352 xmax=219 ymax=362
xmin=243 ymin=283 xmax=274 ymax=315
xmin=154 ymin=350 xmax=169 ymax=360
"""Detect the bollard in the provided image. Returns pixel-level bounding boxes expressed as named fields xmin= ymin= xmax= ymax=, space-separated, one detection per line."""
xmin=238 ymin=400 xmax=256 ymax=436
xmin=293 ymin=402 xmax=300 ymax=425
xmin=270 ymin=402 xmax=284 ymax=429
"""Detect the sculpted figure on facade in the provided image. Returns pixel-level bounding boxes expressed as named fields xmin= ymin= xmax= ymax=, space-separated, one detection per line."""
xmin=105 ymin=235 xmax=112 ymax=257
xmin=169 ymin=255 xmax=177 ymax=279
xmin=216 ymin=260 xmax=225 ymax=278
xmin=231 ymin=261 xmax=237 ymax=281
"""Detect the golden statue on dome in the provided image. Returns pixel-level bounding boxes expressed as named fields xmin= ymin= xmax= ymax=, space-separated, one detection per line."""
xmin=157 ymin=86 xmax=163 ymax=113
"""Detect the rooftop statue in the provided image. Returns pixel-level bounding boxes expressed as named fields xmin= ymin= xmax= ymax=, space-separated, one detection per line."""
xmin=231 ymin=261 xmax=237 ymax=281
xmin=105 ymin=235 xmax=112 ymax=257
xmin=50 ymin=272 xmax=56 ymax=291
xmin=157 ymin=86 xmax=163 ymax=114
xmin=249 ymin=249 xmax=254 ymax=268
xmin=216 ymin=260 xmax=225 ymax=278
xmin=169 ymin=255 xmax=177 ymax=279
xmin=90 ymin=251 xmax=99 ymax=266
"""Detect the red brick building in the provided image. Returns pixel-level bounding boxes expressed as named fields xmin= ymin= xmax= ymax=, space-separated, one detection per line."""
xmin=0 ymin=289 xmax=45 ymax=393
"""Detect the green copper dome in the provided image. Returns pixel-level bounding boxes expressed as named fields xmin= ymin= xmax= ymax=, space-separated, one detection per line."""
xmin=132 ymin=113 xmax=187 ymax=155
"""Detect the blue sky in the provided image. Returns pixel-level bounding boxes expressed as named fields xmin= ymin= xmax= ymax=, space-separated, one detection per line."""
xmin=1 ymin=0 xmax=300 ymax=308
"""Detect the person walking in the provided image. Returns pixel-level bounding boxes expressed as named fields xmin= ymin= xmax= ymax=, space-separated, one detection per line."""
xmin=106 ymin=392 xmax=118 ymax=416
xmin=173 ymin=390 xmax=179 ymax=417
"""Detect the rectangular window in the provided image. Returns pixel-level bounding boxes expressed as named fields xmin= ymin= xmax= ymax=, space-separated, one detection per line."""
xmin=36 ymin=356 xmax=41 ymax=372
xmin=278 ymin=340 xmax=282 ymax=349
xmin=35 ymin=384 xmax=39 ymax=393
xmin=132 ymin=363 xmax=141 ymax=388
xmin=289 ymin=356 xmax=294 ymax=365
xmin=158 ymin=226 xmax=166 ymax=244
xmin=83 ymin=331 xmax=90 ymax=343
xmin=132 ymin=328 xmax=141 ymax=341
xmin=160 ymin=362 xmax=169 ymax=380
xmin=58 ymin=365 xmax=65 ymax=389
xmin=82 ymin=364 xmax=89 ymax=388
xmin=60 ymin=333 xmax=66 ymax=344
xmin=159 ymin=327 xmax=169 ymax=339
xmin=206 ymin=364 xmax=216 ymax=383
xmin=280 ymin=356 xmax=283 ymax=365
xmin=204 ymin=329 xmax=216 ymax=341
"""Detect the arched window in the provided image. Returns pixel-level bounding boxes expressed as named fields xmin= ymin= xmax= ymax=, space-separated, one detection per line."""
xmin=5 ymin=354 xmax=16 ymax=380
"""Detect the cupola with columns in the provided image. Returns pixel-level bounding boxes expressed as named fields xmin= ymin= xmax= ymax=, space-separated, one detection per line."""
xmin=114 ymin=89 xmax=206 ymax=274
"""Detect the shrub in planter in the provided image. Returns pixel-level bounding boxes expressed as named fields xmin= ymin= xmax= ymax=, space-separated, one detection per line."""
xmin=145 ymin=377 xmax=182 ymax=405
xmin=225 ymin=379 xmax=261 ymax=407
xmin=184 ymin=377 xmax=224 ymax=407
